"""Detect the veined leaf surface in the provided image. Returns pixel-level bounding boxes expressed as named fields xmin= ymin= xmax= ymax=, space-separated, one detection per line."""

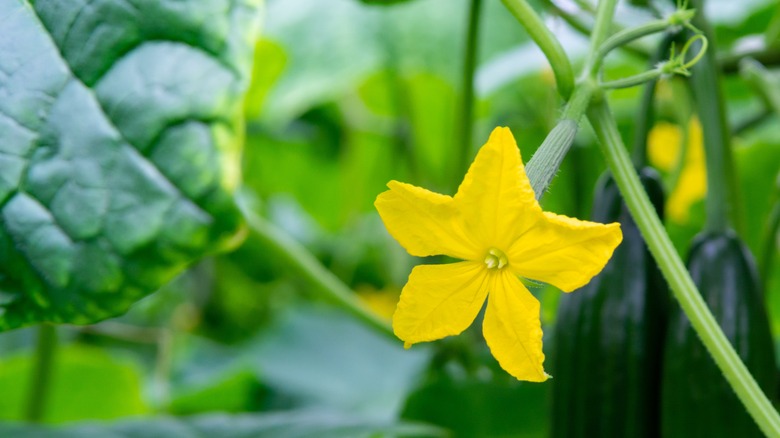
xmin=0 ymin=0 xmax=261 ymax=330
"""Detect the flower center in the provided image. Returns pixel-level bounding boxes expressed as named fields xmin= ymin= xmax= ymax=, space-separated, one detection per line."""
xmin=484 ymin=248 xmax=508 ymax=270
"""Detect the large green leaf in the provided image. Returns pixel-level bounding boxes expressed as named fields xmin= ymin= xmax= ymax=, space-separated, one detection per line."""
xmin=0 ymin=411 xmax=445 ymax=438
xmin=243 ymin=305 xmax=431 ymax=419
xmin=0 ymin=1 xmax=260 ymax=330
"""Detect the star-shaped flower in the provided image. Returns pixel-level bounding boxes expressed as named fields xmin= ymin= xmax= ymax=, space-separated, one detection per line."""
xmin=375 ymin=127 xmax=623 ymax=381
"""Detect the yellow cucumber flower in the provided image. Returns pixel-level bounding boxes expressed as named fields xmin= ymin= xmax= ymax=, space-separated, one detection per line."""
xmin=648 ymin=117 xmax=707 ymax=223
xmin=374 ymin=127 xmax=622 ymax=382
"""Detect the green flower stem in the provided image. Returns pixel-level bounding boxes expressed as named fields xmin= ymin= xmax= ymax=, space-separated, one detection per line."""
xmin=506 ymin=0 xmax=617 ymax=197
xmin=587 ymin=100 xmax=780 ymax=437
xmin=526 ymin=82 xmax=594 ymax=198
xmin=25 ymin=324 xmax=57 ymax=423
xmin=237 ymin=194 xmax=395 ymax=340
xmin=526 ymin=120 xmax=578 ymax=199
xmin=501 ymin=0 xmax=574 ymax=98
xmin=455 ymin=0 xmax=483 ymax=184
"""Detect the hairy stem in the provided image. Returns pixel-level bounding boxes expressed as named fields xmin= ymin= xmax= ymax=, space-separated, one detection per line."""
xmin=526 ymin=82 xmax=594 ymax=197
xmin=517 ymin=0 xmax=617 ymax=196
xmin=588 ymin=101 xmax=780 ymax=437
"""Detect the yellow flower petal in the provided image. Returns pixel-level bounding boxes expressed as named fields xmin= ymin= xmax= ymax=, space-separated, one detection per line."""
xmin=357 ymin=286 xmax=400 ymax=321
xmin=375 ymin=181 xmax=480 ymax=260
xmin=666 ymin=117 xmax=706 ymax=223
xmin=507 ymin=212 xmax=622 ymax=292
xmin=454 ymin=127 xmax=542 ymax=249
xmin=667 ymin=163 xmax=707 ymax=223
xmin=686 ymin=117 xmax=704 ymax=162
xmin=648 ymin=117 xmax=706 ymax=224
xmin=483 ymin=270 xmax=547 ymax=382
xmin=393 ymin=261 xmax=489 ymax=345
xmin=648 ymin=122 xmax=682 ymax=172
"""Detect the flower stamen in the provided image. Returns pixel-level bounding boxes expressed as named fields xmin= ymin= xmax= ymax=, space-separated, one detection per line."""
xmin=485 ymin=248 xmax=508 ymax=270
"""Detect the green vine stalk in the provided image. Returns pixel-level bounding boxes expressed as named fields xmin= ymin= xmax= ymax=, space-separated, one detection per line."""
xmin=454 ymin=0 xmax=483 ymax=183
xmin=25 ymin=324 xmax=57 ymax=423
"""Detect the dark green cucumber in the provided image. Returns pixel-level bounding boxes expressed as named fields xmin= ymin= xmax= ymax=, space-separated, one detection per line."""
xmin=662 ymin=230 xmax=776 ymax=437
xmin=551 ymin=168 xmax=669 ymax=438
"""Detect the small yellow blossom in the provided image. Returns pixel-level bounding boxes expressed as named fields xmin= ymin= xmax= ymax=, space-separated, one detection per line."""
xmin=648 ymin=122 xmax=681 ymax=171
xmin=374 ymin=127 xmax=622 ymax=382
xmin=648 ymin=117 xmax=707 ymax=223
xmin=357 ymin=286 xmax=399 ymax=321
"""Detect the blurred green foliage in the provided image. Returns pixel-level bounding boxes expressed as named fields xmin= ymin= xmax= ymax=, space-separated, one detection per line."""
xmin=0 ymin=0 xmax=779 ymax=436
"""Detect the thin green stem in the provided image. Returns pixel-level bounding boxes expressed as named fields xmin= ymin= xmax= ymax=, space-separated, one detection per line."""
xmin=631 ymin=34 xmax=676 ymax=166
xmin=25 ymin=324 xmax=57 ymax=423
xmin=588 ymin=101 xmax=780 ymax=437
xmin=766 ymin=4 xmax=780 ymax=44
xmin=740 ymin=59 xmax=778 ymax=127
xmin=600 ymin=69 xmax=665 ymax=89
xmin=543 ymin=0 xmax=652 ymax=60
xmin=721 ymin=46 xmax=780 ymax=74
xmin=380 ymin=29 xmax=420 ymax=183
xmin=572 ymin=0 xmax=595 ymax=13
xmin=687 ymin=0 xmax=741 ymax=234
xmin=153 ymin=328 xmax=173 ymax=410
xmin=630 ymin=79 xmax=656 ymax=167
xmin=520 ymin=0 xmax=617 ymax=197
xmin=760 ymin=178 xmax=780 ymax=293
xmin=455 ymin=0 xmax=483 ymax=185
xmin=593 ymin=19 xmax=670 ymax=70
xmin=584 ymin=0 xmax=620 ymax=75
xmin=667 ymin=115 xmax=691 ymax=194
xmin=520 ymin=0 xmax=615 ymax=198
xmin=545 ymin=0 xmax=591 ymax=34
xmin=732 ymin=107 xmax=771 ymax=136
xmin=561 ymin=82 xmax=594 ymax=120
xmin=526 ymin=83 xmax=594 ymax=198
xmin=501 ymin=0 xmax=575 ymax=98
xmin=599 ymin=33 xmax=707 ymax=89
xmin=237 ymin=193 xmax=394 ymax=340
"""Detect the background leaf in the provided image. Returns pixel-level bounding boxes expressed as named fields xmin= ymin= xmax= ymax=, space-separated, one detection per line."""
xmin=0 ymin=344 xmax=148 ymax=423
xmin=0 ymin=0 xmax=261 ymax=330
